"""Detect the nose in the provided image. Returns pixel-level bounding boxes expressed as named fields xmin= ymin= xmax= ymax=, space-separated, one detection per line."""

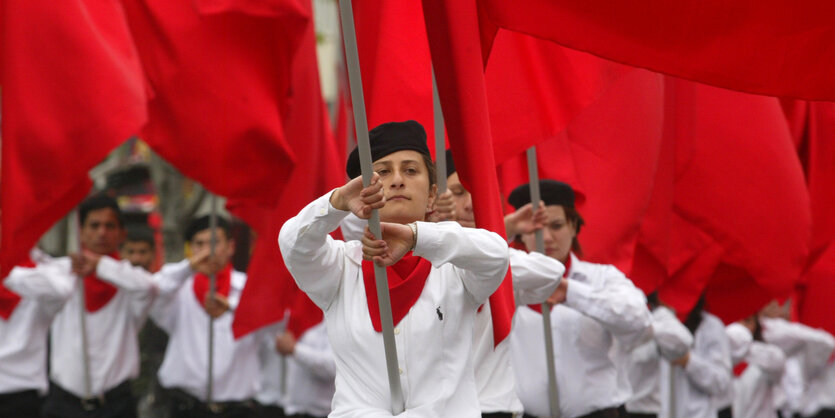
xmin=463 ymin=193 xmax=473 ymax=213
xmin=389 ymin=168 xmax=405 ymax=188
xmin=542 ymin=226 xmax=556 ymax=245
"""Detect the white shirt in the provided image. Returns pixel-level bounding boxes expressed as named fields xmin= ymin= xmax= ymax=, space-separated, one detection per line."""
xmin=284 ymin=321 xmax=336 ymax=416
xmin=152 ymin=260 xmax=262 ymax=402
xmin=1 ymin=262 xmax=73 ymax=394
xmin=510 ymin=253 xmax=652 ymax=417
xmin=625 ymin=307 xmax=693 ymax=414
xmin=659 ymin=312 xmax=731 ymax=418
xmin=715 ymin=323 xmax=755 ymax=409
xmin=278 ymin=191 xmax=509 ymax=417
xmin=470 ymin=249 xmax=563 ymax=414
xmin=255 ymin=319 xmax=288 ymax=407
xmin=733 ymin=341 xmax=785 ymax=418
xmin=49 ymin=256 xmax=155 ymax=397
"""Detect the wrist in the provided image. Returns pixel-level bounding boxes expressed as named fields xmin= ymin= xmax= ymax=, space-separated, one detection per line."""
xmin=330 ymin=188 xmax=346 ymax=211
xmin=407 ymin=222 xmax=418 ymax=252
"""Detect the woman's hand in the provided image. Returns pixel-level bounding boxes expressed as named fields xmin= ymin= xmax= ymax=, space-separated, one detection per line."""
xmin=504 ymin=201 xmax=546 ymax=239
xmin=361 ymin=223 xmax=415 ymax=266
xmin=427 ymin=190 xmax=454 ymax=223
xmin=330 ymin=173 xmax=386 ymax=219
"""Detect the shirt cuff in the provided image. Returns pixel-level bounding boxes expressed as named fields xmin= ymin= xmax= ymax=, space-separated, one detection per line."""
xmin=564 ymin=279 xmax=594 ymax=310
xmin=96 ymin=255 xmax=122 ymax=280
xmin=411 ymin=221 xmax=438 ymax=257
xmin=313 ymin=189 xmax=352 ymax=232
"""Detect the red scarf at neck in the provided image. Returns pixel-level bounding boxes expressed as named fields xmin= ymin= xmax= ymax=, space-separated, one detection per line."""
xmin=361 ymin=252 xmax=432 ymax=332
xmin=528 ymin=253 xmax=572 ymax=314
xmin=0 ymin=257 xmax=35 ymax=319
xmin=83 ymin=251 xmax=121 ymax=312
xmin=193 ymin=264 xmax=233 ymax=306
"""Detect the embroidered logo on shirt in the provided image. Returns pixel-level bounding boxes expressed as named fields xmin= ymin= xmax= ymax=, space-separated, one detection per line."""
xmin=436 ymin=306 xmax=443 ymax=321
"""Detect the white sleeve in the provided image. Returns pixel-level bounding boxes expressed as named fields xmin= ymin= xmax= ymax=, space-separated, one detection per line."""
xmin=150 ymin=260 xmax=193 ymax=333
xmin=763 ymin=318 xmax=835 ymax=379
xmin=96 ymin=256 xmax=156 ymax=321
xmin=4 ymin=262 xmax=74 ymax=307
xmin=725 ymin=323 xmax=754 ymax=366
xmin=412 ymin=221 xmax=509 ymax=305
xmin=339 ymin=213 xmax=366 ymax=242
xmin=563 ymin=265 xmax=652 ymax=348
xmin=653 ymin=307 xmax=694 ymax=361
xmin=293 ymin=328 xmax=336 ymax=382
xmin=683 ymin=318 xmax=732 ymax=396
xmin=747 ymin=342 xmax=786 ymax=383
xmin=278 ymin=190 xmax=350 ymax=310
xmin=508 ymin=248 xmax=563 ymax=306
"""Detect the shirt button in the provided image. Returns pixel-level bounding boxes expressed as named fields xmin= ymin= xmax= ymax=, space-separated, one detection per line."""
xmin=394 ymin=328 xmax=400 ymax=335
xmin=399 ymin=368 xmax=404 ymax=375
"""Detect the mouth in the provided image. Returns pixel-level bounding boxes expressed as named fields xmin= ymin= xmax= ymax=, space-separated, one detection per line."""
xmin=388 ymin=195 xmax=410 ymax=201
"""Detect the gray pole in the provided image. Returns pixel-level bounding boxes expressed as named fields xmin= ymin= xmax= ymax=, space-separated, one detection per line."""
xmin=338 ymin=0 xmax=405 ymax=413
xmin=668 ymin=364 xmax=677 ymax=418
xmin=431 ymin=67 xmax=446 ymax=194
xmin=526 ymin=147 xmax=561 ymax=418
xmin=206 ymin=194 xmax=218 ymax=404
xmin=73 ymin=210 xmax=94 ymax=402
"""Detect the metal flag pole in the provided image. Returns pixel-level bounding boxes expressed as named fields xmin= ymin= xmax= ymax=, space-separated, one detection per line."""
xmin=72 ymin=209 xmax=95 ymax=405
xmin=526 ymin=147 xmax=561 ymax=418
xmin=206 ymin=195 xmax=218 ymax=404
xmin=338 ymin=0 xmax=405 ymax=413
xmin=668 ymin=363 xmax=677 ymax=418
xmin=431 ymin=67 xmax=446 ymax=193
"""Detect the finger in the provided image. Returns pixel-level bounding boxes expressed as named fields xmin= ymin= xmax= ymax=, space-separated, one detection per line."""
xmin=364 ymin=227 xmax=377 ymax=241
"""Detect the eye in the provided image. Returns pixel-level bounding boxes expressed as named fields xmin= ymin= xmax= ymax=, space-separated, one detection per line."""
xmin=377 ymin=169 xmax=390 ymax=175
xmin=550 ymin=222 xmax=564 ymax=230
xmin=405 ymin=167 xmax=419 ymax=174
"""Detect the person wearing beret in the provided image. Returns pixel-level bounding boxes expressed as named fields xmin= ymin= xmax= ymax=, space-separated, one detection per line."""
xmin=431 ymin=149 xmax=564 ymax=418
xmin=505 ymin=180 xmax=652 ymax=418
xmin=278 ymin=121 xmax=509 ymax=417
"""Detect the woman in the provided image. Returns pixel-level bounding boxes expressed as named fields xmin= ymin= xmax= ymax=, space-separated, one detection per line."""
xmin=279 ymin=121 xmax=509 ymax=417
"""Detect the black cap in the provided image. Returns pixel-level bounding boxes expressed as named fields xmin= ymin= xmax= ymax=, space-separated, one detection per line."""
xmin=507 ymin=180 xmax=578 ymax=210
xmin=444 ymin=149 xmax=457 ymax=179
xmin=346 ymin=120 xmax=431 ymax=178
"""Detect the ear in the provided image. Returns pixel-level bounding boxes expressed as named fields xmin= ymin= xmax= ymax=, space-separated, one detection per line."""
xmin=426 ymin=184 xmax=439 ymax=213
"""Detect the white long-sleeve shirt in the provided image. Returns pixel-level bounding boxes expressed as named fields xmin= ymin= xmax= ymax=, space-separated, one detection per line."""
xmin=471 ymin=249 xmax=563 ymax=414
xmin=1 ymin=261 xmax=74 ymax=394
xmin=659 ymin=312 xmax=732 ymax=418
xmin=733 ymin=341 xmax=785 ymax=418
xmin=278 ymin=191 xmax=509 ymax=418
xmin=49 ymin=256 xmax=155 ymax=397
xmin=510 ymin=253 xmax=652 ymax=417
xmin=152 ymin=260 xmax=262 ymax=402
xmin=284 ymin=321 xmax=336 ymax=416
xmin=255 ymin=319 xmax=288 ymax=408
xmin=715 ymin=323 xmax=755 ymax=410
xmin=625 ymin=307 xmax=693 ymax=414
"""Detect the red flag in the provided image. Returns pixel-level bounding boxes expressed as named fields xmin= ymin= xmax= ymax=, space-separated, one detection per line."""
xmin=122 ymin=0 xmax=309 ymax=205
xmin=286 ymin=290 xmax=324 ymax=339
xmin=1 ymin=1 xmax=147 ymax=277
xmin=422 ymin=0 xmax=515 ymax=346
xmin=231 ymin=0 xmax=343 ymax=338
xmin=478 ymin=0 xmax=835 ymax=101
xmin=194 ymin=0 xmax=306 ymax=18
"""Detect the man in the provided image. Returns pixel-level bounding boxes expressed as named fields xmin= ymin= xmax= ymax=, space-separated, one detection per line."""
xmin=122 ymin=226 xmax=156 ymax=272
xmin=0 ymin=249 xmax=73 ymax=417
xmin=152 ymin=215 xmax=262 ymax=417
xmin=507 ymin=180 xmax=652 ymax=418
xmin=42 ymin=194 xmax=157 ymax=418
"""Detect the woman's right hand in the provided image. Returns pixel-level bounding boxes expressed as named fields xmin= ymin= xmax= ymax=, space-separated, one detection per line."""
xmin=330 ymin=172 xmax=386 ymax=219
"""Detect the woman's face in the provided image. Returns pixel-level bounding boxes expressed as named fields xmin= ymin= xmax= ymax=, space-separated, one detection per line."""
xmin=373 ymin=150 xmax=437 ymax=224
xmin=446 ymin=172 xmax=475 ymax=228
xmin=519 ymin=205 xmax=576 ymax=264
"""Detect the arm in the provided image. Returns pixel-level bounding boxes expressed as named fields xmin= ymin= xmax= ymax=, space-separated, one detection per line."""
xmin=763 ymin=318 xmax=835 ymax=379
xmin=293 ymin=328 xmax=336 ymax=382
xmin=747 ymin=342 xmax=786 ymax=383
xmin=682 ymin=317 xmax=732 ymax=396
xmin=278 ymin=190 xmax=351 ymax=310
xmin=563 ymin=265 xmax=652 ymax=348
xmin=150 ymin=260 xmax=194 ymax=332
xmin=508 ymin=248 xmax=563 ymax=306
xmin=653 ymin=307 xmax=694 ymax=361
xmin=4 ymin=261 xmax=74 ymax=303
xmin=413 ymin=221 xmax=509 ymax=305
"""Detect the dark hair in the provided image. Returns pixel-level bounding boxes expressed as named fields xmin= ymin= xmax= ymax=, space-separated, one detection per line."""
xmin=422 ymin=153 xmax=437 ymax=189
xmin=184 ymin=215 xmax=231 ymax=242
xmin=647 ymin=291 xmax=660 ymax=310
xmin=79 ymin=194 xmax=124 ymax=228
xmin=752 ymin=316 xmax=763 ymax=342
xmin=564 ymin=206 xmax=585 ymax=255
xmin=683 ymin=294 xmax=706 ymax=335
xmin=125 ymin=226 xmax=155 ymax=248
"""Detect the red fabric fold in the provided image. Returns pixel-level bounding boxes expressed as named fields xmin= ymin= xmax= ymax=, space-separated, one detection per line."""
xmin=287 ymin=291 xmax=324 ymax=339
xmin=0 ymin=257 xmax=33 ymax=320
xmin=361 ymin=254 xmax=432 ymax=332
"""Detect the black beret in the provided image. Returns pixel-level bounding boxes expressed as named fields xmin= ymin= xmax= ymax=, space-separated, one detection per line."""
xmin=444 ymin=148 xmax=457 ymax=179
xmin=346 ymin=120 xmax=431 ymax=178
xmin=507 ymin=179 xmax=578 ymax=210
xmin=185 ymin=215 xmax=231 ymax=242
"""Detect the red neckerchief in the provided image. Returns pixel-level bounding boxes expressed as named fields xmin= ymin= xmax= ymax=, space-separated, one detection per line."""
xmin=287 ymin=291 xmax=324 ymax=338
xmin=733 ymin=362 xmax=748 ymax=376
xmin=528 ymin=253 xmax=572 ymax=314
xmin=193 ymin=264 xmax=233 ymax=306
xmin=83 ymin=251 xmax=121 ymax=312
xmin=0 ymin=257 xmax=35 ymax=319
xmin=361 ymin=252 xmax=432 ymax=332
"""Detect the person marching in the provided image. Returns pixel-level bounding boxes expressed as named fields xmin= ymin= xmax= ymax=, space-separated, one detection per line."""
xmin=431 ymin=149 xmax=564 ymax=418
xmin=152 ymin=215 xmax=263 ymax=417
xmin=42 ymin=195 xmax=157 ymax=418
xmin=729 ymin=316 xmax=787 ymax=418
xmin=506 ymin=180 xmax=652 ymax=418
xmin=0 ymin=249 xmax=73 ymax=417
xmin=278 ymin=120 xmax=510 ymax=417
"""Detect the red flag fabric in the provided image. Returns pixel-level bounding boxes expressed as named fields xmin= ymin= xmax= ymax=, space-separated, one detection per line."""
xmin=478 ymin=0 xmax=835 ymax=101
xmin=0 ymin=1 xmax=147 ymax=278
xmin=194 ymin=0 xmax=307 ymax=18
xmin=231 ymin=0 xmax=343 ymax=338
xmin=422 ymin=0 xmax=515 ymax=346
xmin=286 ymin=290 xmax=324 ymax=339
xmin=122 ymin=0 xmax=309 ymax=206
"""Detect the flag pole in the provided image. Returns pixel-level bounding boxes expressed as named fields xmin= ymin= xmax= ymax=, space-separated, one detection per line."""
xmin=338 ymin=0 xmax=405 ymax=413
xmin=432 ymin=67 xmax=446 ymax=193
xmin=526 ymin=147 xmax=561 ymax=418
xmin=669 ymin=364 xmax=677 ymax=418
xmin=72 ymin=209 xmax=95 ymax=406
xmin=206 ymin=194 xmax=218 ymax=404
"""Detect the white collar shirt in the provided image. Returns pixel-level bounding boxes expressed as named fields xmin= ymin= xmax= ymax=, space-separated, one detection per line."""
xmin=1 ymin=262 xmax=74 ymax=394
xmin=49 ymin=256 xmax=155 ymax=397
xmin=284 ymin=321 xmax=336 ymax=416
xmin=732 ymin=341 xmax=785 ymax=418
xmin=278 ymin=191 xmax=509 ymax=418
xmin=255 ymin=319 xmax=288 ymax=407
xmin=152 ymin=260 xmax=262 ymax=402
xmin=716 ymin=323 xmax=755 ymax=410
xmin=510 ymin=253 xmax=652 ymax=417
